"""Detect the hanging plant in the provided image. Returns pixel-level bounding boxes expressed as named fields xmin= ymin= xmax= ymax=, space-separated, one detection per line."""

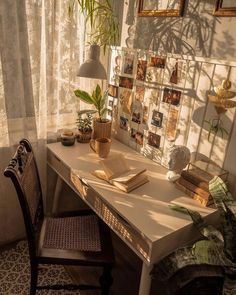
xmin=68 ymin=0 xmax=119 ymax=53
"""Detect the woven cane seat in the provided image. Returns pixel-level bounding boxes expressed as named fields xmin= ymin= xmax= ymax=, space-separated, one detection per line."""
xmin=43 ymin=215 xmax=101 ymax=252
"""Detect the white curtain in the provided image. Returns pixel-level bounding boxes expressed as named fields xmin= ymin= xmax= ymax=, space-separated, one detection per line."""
xmin=0 ymin=0 xmax=98 ymax=245
xmin=0 ymin=0 xmax=86 ymax=146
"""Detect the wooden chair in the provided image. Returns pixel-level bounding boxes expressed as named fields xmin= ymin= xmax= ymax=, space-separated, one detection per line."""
xmin=4 ymin=139 xmax=114 ymax=295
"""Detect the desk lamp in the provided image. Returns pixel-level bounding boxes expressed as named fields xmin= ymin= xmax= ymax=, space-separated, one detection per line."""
xmin=77 ymin=44 xmax=107 ymax=80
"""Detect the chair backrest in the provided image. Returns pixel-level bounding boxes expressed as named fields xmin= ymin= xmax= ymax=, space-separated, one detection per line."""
xmin=4 ymin=139 xmax=44 ymax=260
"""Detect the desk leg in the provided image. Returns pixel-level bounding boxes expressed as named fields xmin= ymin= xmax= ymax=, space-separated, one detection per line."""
xmin=52 ymin=176 xmax=63 ymax=214
xmin=138 ymin=262 xmax=152 ymax=295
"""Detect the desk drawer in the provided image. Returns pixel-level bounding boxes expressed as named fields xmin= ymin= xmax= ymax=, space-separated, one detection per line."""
xmin=71 ymin=172 xmax=151 ymax=263
xmin=47 ymin=150 xmax=71 ymax=184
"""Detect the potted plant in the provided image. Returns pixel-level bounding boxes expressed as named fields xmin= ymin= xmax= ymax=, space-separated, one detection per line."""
xmin=76 ymin=110 xmax=96 ymax=143
xmin=68 ymin=0 xmax=119 ymax=53
xmin=74 ymin=84 xmax=112 ymax=139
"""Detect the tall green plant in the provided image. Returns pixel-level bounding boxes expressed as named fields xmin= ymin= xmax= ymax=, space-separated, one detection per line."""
xmin=68 ymin=0 xmax=119 ymax=53
xmin=74 ymin=84 xmax=108 ymax=122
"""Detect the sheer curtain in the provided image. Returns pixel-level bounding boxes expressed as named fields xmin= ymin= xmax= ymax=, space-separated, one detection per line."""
xmin=0 ymin=0 xmax=95 ymax=244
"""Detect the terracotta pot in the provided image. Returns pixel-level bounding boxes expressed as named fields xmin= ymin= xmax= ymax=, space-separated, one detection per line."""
xmin=92 ymin=119 xmax=112 ymax=139
xmin=77 ymin=129 xmax=92 ymax=143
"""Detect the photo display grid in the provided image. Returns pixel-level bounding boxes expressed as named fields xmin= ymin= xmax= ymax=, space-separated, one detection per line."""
xmin=108 ymin=47 xmax=185 ymax=166
xmin=108 ymin=47 xmax=236 ymax=169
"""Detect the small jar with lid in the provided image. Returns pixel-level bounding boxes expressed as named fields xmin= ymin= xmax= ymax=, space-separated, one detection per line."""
xmin=60 ymin=130 xmax=75 ymax=146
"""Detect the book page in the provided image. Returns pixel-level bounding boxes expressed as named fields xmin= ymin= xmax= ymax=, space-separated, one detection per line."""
xmin=111 ymin=174 xmax=149 ymax=193
xmin=111 ymin=168 xmax=146 ymax=184
xmin=99 ymin=154 xmax=130 ymax=180
xmin=91 ymin=170 xmax=109 ymax=181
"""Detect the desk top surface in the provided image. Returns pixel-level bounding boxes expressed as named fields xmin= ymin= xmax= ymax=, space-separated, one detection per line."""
xmin=47 ymin=139 xmax=216 ymax=245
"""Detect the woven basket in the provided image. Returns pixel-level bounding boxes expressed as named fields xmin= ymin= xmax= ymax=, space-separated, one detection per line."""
xmin=77 ymin=130 xmax=92 ymax=143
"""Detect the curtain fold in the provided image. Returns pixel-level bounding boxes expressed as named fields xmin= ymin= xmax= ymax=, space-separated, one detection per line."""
xmin=0 ymin=0 xmax=91 ymax=147
xmin=0 ymin=0 xmax=98 ymax=245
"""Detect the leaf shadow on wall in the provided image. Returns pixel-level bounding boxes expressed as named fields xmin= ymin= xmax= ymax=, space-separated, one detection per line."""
xmin=126 ymin=1 xmax=235 ymax=58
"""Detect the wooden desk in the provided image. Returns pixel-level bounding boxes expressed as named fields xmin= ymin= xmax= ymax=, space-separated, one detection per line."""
xmin=47 ymin=139 xmax=218 ymax=295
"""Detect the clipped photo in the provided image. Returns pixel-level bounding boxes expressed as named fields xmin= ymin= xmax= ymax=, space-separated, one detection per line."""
xmin=132 ymin=99 xmax=143 ymax=124
xmin=119 ymin=88 xmax=132 ymax=115
xmin=151 ymin=110 xmax=163 ymax=127
xmin=136 ymin=131 xmax=144 ymax=145
xmin=108 ymin=84 xmax=118 ymax=97
xmin=136 ymin=60 xmax=147 ymax=81
xmin=162 ymin=87 xmax=181 ymax=106
xmin=148 ymin=56 xmax=166 ymax=69
xmin=130 ymin=128 xmax=143 ymax=145
xmin=108 ymin=99 xmax=114 ymax=107
xmin=135 ymin=86 xmax=145 ymax=102
xmin=147 ymin=131 xmax=161 ymax=149
xmin=122 ymin=52 xmax=135 ymax=75
xmin=119 ymin=76 xmax=134 ymax=89
xmin=107 ymin=109 xmax=113 ymax=117
xmin=142 ymin=105 xmax=149 ymax=124
xmin=120 ymin=116 xmax=129 ymax=131
xmin=169 ymin=61 xmax=178 ymax=84
xmin=166 ymin=108 xmax=179 ymax=140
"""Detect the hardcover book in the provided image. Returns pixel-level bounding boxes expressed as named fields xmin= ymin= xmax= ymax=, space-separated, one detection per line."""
xmin=181 ymin=170 xmax=209 ymax=191
xmin=92 ymin=153 xmax=149 ymax=193
xmin=175 ymin=180 xmax=213 ymax=207
xmin=178 ymin=177 xmax=211 ymax=199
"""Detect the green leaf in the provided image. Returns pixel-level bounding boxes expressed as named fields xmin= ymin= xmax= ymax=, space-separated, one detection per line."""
xmin=74 ymin=89 xmax=94 ymax=104
xmin=77 ymin=109 xmax=96 ymax=116
xmin=168 ymin=204 xmax=189 ymax=215
xmin=100 ymin=108 xmax=108 ymax=117
xmin=95 ymin=84 xmax=102 ymax=98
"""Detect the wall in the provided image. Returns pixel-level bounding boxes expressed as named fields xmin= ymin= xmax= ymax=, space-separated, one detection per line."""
xmin=121 ymin=0 xmax=236 ymax=60
xmin=117 ymin=0 xmax=236 ymax=195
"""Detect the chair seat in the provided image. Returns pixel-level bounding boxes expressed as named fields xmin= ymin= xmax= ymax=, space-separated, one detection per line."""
xmin=38 ymin=215 xmax=114 ymax=266
xmin=43 ymin=215 xmax=101 ymax=252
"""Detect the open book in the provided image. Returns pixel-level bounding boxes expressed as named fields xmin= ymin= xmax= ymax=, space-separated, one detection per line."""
xmin=92 ymin=154 xmax=149 ymax=193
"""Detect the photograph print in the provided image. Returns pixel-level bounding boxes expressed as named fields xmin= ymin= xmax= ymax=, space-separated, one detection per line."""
xmin=162 ymin=87 xmax=181 ymax=106
xmin=108 ymin=84 xmax=118 ymax=97
xmin=122 ymin=52 xmax=135 ymax=75
xmin=136 ymin=60 xmax=147 ymax=81
xmin=119 ymin=76 xmax=134 ymax=89
xmin=142 ymin=105 xmax=149 ymax=124
xmin=147 ymin=131 xmax=161 ymax=149
xmin=131 ymin=99 xmax=143 ymax=124
xmin=151 ymin=110 xmax=163 ymax=127
xmin=169 ymin=61 xmax=178 ymax=84
xmin=119 ymin=89 xmax=133 ymax=115
xmin=135 ymin=86 xmax=145 ymax=102
xmin=130 ymin=128 xmax=144 ymax=145
xmin=148 ymin=56 xmax=166 ymax=69
xmin=166 ymin=108 xmax=179 ymax=141
xmin=120 ymin=116 xmax=129 ymax=131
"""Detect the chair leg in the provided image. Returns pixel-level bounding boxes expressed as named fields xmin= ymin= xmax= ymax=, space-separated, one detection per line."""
xmin=100 ymin=265 xmax=113 ymax=295
xmin=30 ymin=263 xmax=38 ymax=295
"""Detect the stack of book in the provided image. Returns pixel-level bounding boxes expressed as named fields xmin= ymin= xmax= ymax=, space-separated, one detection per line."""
xmin=175 ymin=169 xmax=214 ymax=207
xmin=92 ymin=153 xmax=149 ymax=193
